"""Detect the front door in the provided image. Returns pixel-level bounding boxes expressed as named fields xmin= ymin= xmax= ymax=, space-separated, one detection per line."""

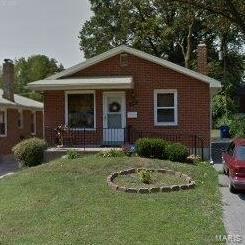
xmin=103 ymin=92 xmax=126 ymax=145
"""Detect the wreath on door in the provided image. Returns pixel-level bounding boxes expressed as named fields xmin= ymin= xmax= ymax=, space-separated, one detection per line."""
xmin=109 ymin=102 xmax=121 ymax=112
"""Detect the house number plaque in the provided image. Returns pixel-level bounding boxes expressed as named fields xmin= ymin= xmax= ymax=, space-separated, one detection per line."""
xmin=127 ymin=112 xmax=138 ymax=118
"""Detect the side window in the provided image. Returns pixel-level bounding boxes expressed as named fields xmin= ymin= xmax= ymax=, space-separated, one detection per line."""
xmin=154 ymin=89 xmax=178 ymax=126
xmin=0 ymin=109 xmax=7 ymax=136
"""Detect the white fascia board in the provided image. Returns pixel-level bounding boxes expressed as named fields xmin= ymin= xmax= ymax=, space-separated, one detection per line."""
xmin=27 ymin=77 xmax=134 ymax=91
xmin=28 ymin=84 xmax=133 ymax=91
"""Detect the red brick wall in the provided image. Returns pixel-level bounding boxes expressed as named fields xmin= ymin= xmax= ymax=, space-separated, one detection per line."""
xmin=0 ymin=109 xmax=43 ymax=156
xmin=44 ymin=53 xmax=210 ymax=148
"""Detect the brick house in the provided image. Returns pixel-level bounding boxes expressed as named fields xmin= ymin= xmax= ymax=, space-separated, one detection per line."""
xmin=28 ymin=45 xmax=221 ymax=159
xmin=0 ymin=59 xmax=43 ymax=158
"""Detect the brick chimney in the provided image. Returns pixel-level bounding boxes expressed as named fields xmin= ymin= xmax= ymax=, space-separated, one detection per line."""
xmin=197 ymin=42 xmax=208 ymax=75
xmin=2 ymin=59 xmax=15 ymax=102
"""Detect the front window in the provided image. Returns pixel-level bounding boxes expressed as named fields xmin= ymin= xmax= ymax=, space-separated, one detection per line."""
xmin=236 ymin=146 xmax=245 ymax=161
xmin=154 ymin=89 xmax=178 ymax=126
xmin=67 ymin=92 xmax=95 ymax=129
xmin=0 ymin=110 xmax=7 ymax=136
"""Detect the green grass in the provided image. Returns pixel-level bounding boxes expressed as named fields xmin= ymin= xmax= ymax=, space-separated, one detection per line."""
xmin=0 ymin=156 xmax=225 ymax=244
xmin=115 ymin=171 xmax=187 ymax=188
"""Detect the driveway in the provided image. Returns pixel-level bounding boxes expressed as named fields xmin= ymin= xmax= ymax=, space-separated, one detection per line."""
xmin=214 ymin=163 xmax=245 ymax=244
xmin=0 ymin=158 xmax=19 ymax=178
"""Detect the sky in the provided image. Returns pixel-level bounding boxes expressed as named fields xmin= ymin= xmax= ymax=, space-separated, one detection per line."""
xmin=0 ymin=0 xmax=92 ymax=68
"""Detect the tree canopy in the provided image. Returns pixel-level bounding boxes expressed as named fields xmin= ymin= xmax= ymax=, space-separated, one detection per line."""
xmin=166 ymin=0 xmax=245 ymax=36
xmin=79 ymin=1 xmax=243 ymax=67
xmin=0 ymin=55 xmax=63 ymax=101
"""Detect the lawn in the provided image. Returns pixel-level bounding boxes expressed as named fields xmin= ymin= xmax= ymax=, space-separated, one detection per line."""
xmin=0 ymin=155 xmax=225 ymax=244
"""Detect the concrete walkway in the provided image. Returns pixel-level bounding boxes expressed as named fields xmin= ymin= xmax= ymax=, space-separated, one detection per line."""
xmin=214 ymin=163 xmax=245 ymax=244
xmin=0 ymin=158 xmax=19 ymax=178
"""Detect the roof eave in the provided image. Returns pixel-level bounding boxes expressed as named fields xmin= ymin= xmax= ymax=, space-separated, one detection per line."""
xmin=27 ymin=83 xmax=134 ymax=91
xmin=0 ymin=103 xmax=43 ymax=111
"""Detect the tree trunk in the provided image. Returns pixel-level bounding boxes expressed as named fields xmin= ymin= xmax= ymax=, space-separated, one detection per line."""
xmin=184 ymin=22 xmax=193 ymax=68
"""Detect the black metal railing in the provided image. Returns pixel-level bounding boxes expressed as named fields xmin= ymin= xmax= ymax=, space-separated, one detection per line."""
xmin=45 ymin=127 xmax=129 ymax=148
xmin=128 ymin=127 xmax=204 ymax=159
xmin=45 ymin=126 xmax=204 ymax=159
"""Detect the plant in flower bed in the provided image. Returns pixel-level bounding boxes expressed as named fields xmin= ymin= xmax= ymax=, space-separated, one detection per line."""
xmin=138 ymin=169 xmax=152 ymax=184
xmin=186 ymin=155 xmax=201 ymax=165
xmin=114 ymin=170 xmax=188 ymax=188
xmin=66 ymin=150 xmax=80 ymax=159
xmin=97 ymin=149 xmax=126 ymax=158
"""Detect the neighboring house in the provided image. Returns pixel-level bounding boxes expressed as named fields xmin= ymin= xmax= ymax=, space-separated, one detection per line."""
xmin=0 ymin=59 xmax=43 ymax=158
xmin=28 ymin=44 xmax=221 ymax=159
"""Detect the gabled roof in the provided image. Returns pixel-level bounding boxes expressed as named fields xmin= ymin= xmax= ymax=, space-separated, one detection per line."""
xmin=48 ymin=45 xmax=221 ymax=89
xmin=0 ymin=89 xmax=43 ymax=110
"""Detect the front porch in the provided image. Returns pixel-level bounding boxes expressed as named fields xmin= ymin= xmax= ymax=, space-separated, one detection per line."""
xmin=44 ymin=126 xmax=206 ymax=160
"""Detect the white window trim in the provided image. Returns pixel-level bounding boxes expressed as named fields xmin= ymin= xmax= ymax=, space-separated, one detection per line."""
xmin=65 ymin=90 xmax=96 ymax=130
xmin=18 ymin=109 xmax=23 ymax=129
xmin=0 ymin=108 xmax=7 ymax=137
xmin=31 ymin=111 xmax=37 ymax=135
xmin=154 ymin=89 xmax=178 ymax=126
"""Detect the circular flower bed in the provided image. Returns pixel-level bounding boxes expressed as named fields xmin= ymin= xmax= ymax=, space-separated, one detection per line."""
xmin=107 ymin=168 xmax=195 ymax=193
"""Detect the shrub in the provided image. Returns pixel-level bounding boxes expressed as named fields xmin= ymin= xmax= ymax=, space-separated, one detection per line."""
xmin=166 ymin=143 xmax=189 ymax=162
xmin=215 ymin=115 xmax=245 ymax=137
xmin=212 ymin=95 xmax=237 ymax=124
xmin=66 ymin=150 xmax=80 ymax=159
xmin=135 ymin=138 xmax=168 ymax=159
xmin=12 ymin=138 xmax=47 ymax=167
xmin=97 ymin=149 xmax=126 ymax=158
xmin=215 ymin=115 xmax=233 ymax=129
xmin=138 ymin=169 xmax=152 ymax=184
xmin=229 ymin=117 xmax=245 ymax=137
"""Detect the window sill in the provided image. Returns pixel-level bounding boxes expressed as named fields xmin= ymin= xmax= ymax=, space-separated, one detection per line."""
xmin=154 ymin=123 xmax=178 ymax=127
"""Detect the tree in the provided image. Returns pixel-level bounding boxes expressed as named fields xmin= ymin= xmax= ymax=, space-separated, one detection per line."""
xmin=165 ymin=0 xmax=245 ymax=36
xmin=0 ymin=55 xmax=63 ymax=101
xmin=80 ymin=0 xmax=220 ymax=69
